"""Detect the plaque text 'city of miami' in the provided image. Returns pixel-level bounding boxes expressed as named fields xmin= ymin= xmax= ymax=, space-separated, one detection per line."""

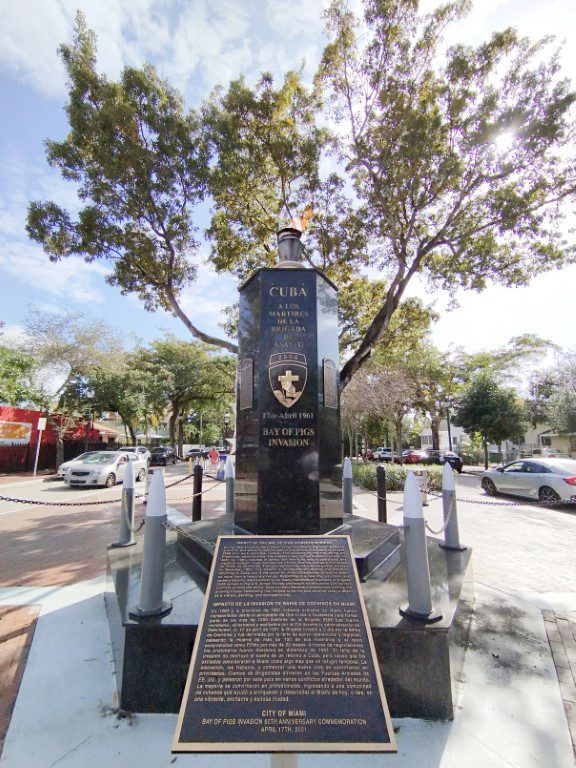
xmin=173 ymin=536 xmax=396 ymax=753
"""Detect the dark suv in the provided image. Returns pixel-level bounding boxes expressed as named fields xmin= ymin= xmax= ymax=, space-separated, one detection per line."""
xmin=424 ymin=449 xmax=463 ymax=473
xmin=149 ymin=446 xmax=177 ymax=466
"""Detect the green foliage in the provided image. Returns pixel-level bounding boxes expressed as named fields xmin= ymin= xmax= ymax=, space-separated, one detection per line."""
xmin=133 ymin=336 xmax=235 ymax=443
xmin=0 ymin=345 xmax=40 ymax=406
xmin=452 ymin=371 xmax=526 ymax=444
xmin=544 ymin=351 xmax=576 ymax=434
xmin=26 ymin=13 xmax=235 ymax=353
xmin=317 ymin=0 xmax=576 ymax=386
xmin=352 ymin=461 xmax=444 ymax=492
xmin=26 ymin=6 xmax=576 ymax=387
xmin=454 ymin=334 xmax=556 ymax=384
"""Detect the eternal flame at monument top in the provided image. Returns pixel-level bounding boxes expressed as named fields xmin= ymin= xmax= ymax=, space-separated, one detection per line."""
xmin=233 ymin=225 xmax=343 ymax=535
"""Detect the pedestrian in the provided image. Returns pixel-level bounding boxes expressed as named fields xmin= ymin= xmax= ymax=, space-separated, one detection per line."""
xmin=208 ymin=445 xmax=220 ymax=474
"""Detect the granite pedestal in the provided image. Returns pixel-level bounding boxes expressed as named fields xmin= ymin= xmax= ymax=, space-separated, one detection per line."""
xmin=106 ymin=522 xmax=473 ymax=719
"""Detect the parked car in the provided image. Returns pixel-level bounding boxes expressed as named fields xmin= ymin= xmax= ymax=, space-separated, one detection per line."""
xmin=401 ymin=449 xmax=428 ymax=464
xmin=373 ymin=447 xmax=394 ymax=462
xmin=64 ymin=451 xmax=147 ymax=488
xmin=480 ymin=458 xmax=576 ymax=503
xmin=119 ymin=446 xmax=151 ymax=465
xmin=424 ymin=449 xmax=463 ymax=473
xmin=185 ymin=447 xmax=209 ymax=460
xmin=150 ymin=446 xmax=177 ymax=466
xmin=56 ymin=451 xmax=99 ymax=479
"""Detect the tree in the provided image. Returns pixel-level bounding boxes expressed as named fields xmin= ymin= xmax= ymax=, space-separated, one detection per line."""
xmin=136 ymin=338 xmax=235 ymax=446
xmin=403 ymin=344 xmax=459 ymax=450
xmin=87 ymin=363 xmax=155 ymax=445
xmin=535 ymin=351 xmax=576 ymax=437
xmin=22 ymin=308 xmax=124 ymax=463
xmin=316 ymin=0 xmax=576 ymax=387
xmin=27 ymin=5 xmax=576 ymax=391
xmin=0 ymin=345 xmax=40 ymax=406
xmin=452 ymin=372 xmax=526 ymax=467
xmin=341 ymin=362 xmax=414 ymax=458
xmin=26 ymin=13 xmax=236 ymax=354
xmin=453 ymin=334 xmax=557 ymax=384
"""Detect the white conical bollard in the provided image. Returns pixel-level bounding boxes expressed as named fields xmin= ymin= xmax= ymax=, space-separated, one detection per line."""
xmin=343 ymin=457 xmax=353 ymax=516
xmin=440 ymin=462 xmax=466 ymax=551
xmin=109 ymin=460 xmax=137 ymax=548
xmin=129 ymin=469 xmax=172 ymax=619
xmin=399 ymin=471 xmax=442 ymax=623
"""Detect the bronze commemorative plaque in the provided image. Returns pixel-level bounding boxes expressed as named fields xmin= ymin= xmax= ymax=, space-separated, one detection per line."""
xmin=173 ymin=536 xmax=396 ymax=753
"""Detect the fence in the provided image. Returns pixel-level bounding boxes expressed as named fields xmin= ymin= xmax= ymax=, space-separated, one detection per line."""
xmin=0 ymin=441 xmax=117 ymax=474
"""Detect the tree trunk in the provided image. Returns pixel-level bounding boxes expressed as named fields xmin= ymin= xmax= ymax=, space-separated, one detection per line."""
xmin=431 ymin=418 xmax=440 ymax=450
xmin=168 ymin=410 xmax=177 ymax=446
xmin=483 ymin=435 xmax=489 ymax=470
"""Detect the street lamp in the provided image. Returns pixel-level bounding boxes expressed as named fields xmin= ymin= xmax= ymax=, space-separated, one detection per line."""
xmin=84 ymin=389 xmax=94 ymax=451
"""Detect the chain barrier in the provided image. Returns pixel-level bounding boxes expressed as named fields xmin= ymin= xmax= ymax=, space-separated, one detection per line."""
xmin=356 ymin=486 xmax=575 ymax=511
xmin=424 ymin=493 xmax=455 ymax=535
xmin=0 ymin=471 xmax=223 ymax=509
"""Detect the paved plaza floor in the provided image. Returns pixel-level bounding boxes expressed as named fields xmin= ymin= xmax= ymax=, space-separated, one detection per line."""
xmin=0 ymin=467 xmax=575 ymax=766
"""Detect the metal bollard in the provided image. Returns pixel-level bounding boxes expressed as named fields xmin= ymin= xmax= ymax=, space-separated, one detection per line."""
xmin=129 ymin=469 xmax=172 ymax=619
xmin=192 ymin=462 xmax=203 ymax=521
xmin=342 ymin=457 xmax=353 ymax=516
xmin=225 ymin=457 xmax=235 ymax=517
xmin=399 ymin=471 xmax=442 ymax=623
xmin=439 ymin=462 xmax=467 ymax=551
xmin=108 ymin=460 xmax=137 ymax=549
xmin=377 ymin=464 xmax=387 ymax=523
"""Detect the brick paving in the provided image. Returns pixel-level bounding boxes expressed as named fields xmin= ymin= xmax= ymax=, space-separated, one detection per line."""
xmin=0 ymin=470 xmax=224 ymax=755
xmin=544 ymin=609 xmax=576 ymax=758
xmin=0 ymin=605 xmax=40 ymax=758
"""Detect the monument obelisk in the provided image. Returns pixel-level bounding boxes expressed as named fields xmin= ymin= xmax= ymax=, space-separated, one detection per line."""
xmin=234 ymin=226 xmax=342 ymax=535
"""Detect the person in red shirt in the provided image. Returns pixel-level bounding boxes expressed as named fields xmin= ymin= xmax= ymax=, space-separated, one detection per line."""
xmin=208 ymin=446 xmax=220 ymax=472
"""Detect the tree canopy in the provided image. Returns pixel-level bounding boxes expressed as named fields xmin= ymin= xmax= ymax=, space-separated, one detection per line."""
xmin=26 ymin=13 xmax=235 ymax=354
xmin=26 ymin=3 xmax=576 ymax=389
xmin=453 ymin=371 xmax=526 ymax=465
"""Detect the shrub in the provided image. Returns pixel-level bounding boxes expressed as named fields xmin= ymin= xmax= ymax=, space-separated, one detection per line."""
xmin=352 ymin=461 xmax=445 ymax=492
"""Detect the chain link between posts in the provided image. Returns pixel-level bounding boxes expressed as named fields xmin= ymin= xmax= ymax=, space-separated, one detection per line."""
xmin=0 ymin=470 xmax=223 ymax=509
xmin=424 ymin=493 xmax=455 ymax=535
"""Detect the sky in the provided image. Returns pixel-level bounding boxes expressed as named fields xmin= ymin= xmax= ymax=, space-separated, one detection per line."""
xmin=1 ymin=0 xmax=575 ymax=373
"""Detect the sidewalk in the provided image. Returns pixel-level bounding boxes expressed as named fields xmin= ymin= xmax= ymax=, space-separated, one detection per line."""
xmin=1 ymin=476 xmax=575 ymax=766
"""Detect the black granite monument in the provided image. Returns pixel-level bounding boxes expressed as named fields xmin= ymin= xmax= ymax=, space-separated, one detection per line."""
xmin=234 ymin=227 xmax=342 ymax=535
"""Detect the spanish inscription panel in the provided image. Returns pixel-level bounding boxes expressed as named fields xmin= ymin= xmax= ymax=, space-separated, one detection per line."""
xmin=173 ymin=536 xmax=396 ymax=753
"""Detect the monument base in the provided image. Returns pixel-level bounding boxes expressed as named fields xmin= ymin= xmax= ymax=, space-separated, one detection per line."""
xmin=106 ymin=517 xmax=473 ymax=719
xmin=174 ymin=513 xmax=401 ymax=582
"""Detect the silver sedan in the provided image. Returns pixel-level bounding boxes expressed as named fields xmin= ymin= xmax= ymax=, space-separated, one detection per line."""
xmin=481 ymin=458 xmax=576 ymax=503
xmin=64 ymin=451 xmax=147 ymax=488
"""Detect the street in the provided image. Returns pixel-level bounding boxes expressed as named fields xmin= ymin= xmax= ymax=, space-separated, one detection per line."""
xmin=1 ymin=467 xmax=575 ymax=595
xmin=354 ymin=473 xmax=576 ymax=596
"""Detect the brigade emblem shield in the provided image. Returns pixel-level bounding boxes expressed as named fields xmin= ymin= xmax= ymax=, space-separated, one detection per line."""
xmin=269 ymin=353 xmax=307 ymax=408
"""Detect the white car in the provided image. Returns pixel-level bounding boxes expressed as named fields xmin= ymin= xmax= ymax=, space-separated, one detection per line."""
xmin=118 ymin=445 xmax=151 ymax=465
xmin=481 ymin=458 xmax=576 ymax=504
xmin=64 ymin=451 xmax=147 ymax=488
xmin=373 ymin=447 xmax=394 ymax=462
xmin=57 ymin=451 xmax=99 ymax=479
